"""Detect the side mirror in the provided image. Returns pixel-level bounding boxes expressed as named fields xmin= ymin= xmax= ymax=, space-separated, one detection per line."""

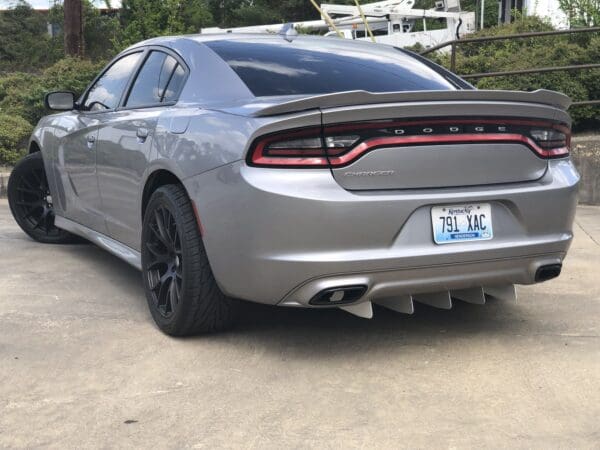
xmin=45 ymin=91 xmax=76 ymax=111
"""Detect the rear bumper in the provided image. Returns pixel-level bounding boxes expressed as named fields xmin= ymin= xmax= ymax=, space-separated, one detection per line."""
xmin=281 ymin=252 xmax=564 ymax=307
xmin=184 ymin=158 xmax=579 ymax=306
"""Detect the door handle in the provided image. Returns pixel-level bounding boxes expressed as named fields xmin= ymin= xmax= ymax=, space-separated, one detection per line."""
xmin=86 ymin=134 xmax=96 ymax=149
xmin=136 ymin=127 xmax=149 ymax=142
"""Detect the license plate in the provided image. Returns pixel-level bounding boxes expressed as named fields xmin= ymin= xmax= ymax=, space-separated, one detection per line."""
xmin=431 ymin=203 xmax=493 ymax=244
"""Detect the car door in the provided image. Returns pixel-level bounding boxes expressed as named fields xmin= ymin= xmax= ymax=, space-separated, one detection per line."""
xmin=61 ymin=51 xmax=143 ymax=232
xmin=56 ymin=114 xmax=101 ymax=231
xmin=95 ymin=49 xmax=188 ymax=250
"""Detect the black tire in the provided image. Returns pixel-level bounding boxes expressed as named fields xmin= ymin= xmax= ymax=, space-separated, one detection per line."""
xmin=7 ymin=152 xmax=74 ymax=244
xmin=141 ymin=184 xmax=235 ymax=336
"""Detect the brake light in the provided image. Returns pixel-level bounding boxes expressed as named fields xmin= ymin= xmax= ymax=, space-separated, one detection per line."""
xmin=248 ymin=119 xmax=570 ymax=168
xmin=248 ymin=128 xmax=359 ymax=167
xmin=529 ymin=127 xmax=570 ymax=157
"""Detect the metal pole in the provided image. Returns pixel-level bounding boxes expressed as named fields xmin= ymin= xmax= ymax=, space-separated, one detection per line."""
xmin=354 ymin=0 xmax=376 ymax=43
xmin=460 ymin=63 xmax=600 ymax=79
xmin=503 ymin=0 xmax=512 ymax=24
xmin=420 ymin=26 xmax=600 ymax=55
xmin=480 ymin=0 xmax=485 ymax=29
xmin=309 ymin=0 xmax=345 ymax=38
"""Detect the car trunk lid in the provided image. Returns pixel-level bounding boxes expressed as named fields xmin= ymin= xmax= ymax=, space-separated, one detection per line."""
xmin=318 ymin=93 xmax=570 ymax=191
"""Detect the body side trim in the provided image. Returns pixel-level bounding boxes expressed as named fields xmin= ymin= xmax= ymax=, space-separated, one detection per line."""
xmin=54 ymin=216 xmax=142 ymax=270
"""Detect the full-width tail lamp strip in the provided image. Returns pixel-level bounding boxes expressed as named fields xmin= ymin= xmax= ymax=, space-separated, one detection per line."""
xmin=248 ymin=119 xmax=571 ymax=168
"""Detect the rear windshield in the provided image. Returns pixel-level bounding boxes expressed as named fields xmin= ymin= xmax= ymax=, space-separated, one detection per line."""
xmin=205 ymin=39 xmax=456 ymax=97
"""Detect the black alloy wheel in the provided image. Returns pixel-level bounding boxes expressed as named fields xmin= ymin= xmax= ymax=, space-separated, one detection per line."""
xmin=8 ymin=152 xmax=73 ymax=244
xmin=144 ymin=205 xmax=183 ymax=319
xmin=141 ymin=184 xmax=235 ymax=336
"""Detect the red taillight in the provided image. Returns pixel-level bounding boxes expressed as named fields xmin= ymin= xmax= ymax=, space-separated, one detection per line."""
xmin=248 ymin=128 xmax=360 ymax=167
xmin=529 ymin=126 xmax=571 ymax=157
xmin=249 ymin=128 xmax=327 ymax=167
xmin=248 ymin=119 xmax=570 ymax=168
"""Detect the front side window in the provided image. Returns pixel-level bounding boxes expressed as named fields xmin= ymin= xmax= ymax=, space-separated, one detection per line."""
xmin=83 ymin=52 xmax=141 ymax=111
xmin=126 ymin=51 xmax=186 ymax=107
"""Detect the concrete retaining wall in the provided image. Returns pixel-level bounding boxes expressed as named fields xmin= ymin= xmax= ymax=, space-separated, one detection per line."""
xmin=0 ymin=172 xmax=9 ymax=199
xmin=571 ymin=135 xmax=600 ymax=206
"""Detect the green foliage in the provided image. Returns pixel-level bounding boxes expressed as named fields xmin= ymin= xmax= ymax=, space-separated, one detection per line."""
xmin=0 ymin=57 xmax=105 ymax=124
xmin=0 ymin=72 xmax=44 ymax=124
xmin=0 ymin=57 xmax=105 ymax=164
xmin=0 ymin=0 xmax=118 ymax=72
xmin=558 ymin=0 xmax=600 ymax=27
xmin=426 ymin=16 xmax=600 ymax=129
xmin=48 ymin=1 xmax=122 ymax=61
xmin=115 ymin=0 xmax=214 ymax=49
xmin=0 ymin=1 xmax=63 ymax=72
xmin=1 ymin=1 xmax=599 ymax=137
xmin=0 ymin=114 xmax=33 ymax=165
xmin=205 ymin=0 xmax=325 ymax=27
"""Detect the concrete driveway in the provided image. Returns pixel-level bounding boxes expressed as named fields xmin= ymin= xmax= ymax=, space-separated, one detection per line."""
xmin=1 ymin=199 xmax=599 ymax=449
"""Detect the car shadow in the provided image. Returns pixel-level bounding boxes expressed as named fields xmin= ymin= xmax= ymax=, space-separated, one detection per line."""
xmin=219 ymin=296 xmax=521 ymax=357
xmin=62 ymin=239 xmax=525 ymax=358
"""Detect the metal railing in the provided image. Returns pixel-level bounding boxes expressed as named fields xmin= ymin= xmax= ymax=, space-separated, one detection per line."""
xmin=420 ymin=26 xmax=600 ymax=107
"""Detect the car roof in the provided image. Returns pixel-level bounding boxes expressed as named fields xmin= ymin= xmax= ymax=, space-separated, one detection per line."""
xmin=129 ymin=32 xmax=396 ymax=53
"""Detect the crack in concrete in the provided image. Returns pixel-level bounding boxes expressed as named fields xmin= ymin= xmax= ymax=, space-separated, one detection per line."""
xmin=576 ymin=219 xmax=600 ymax=247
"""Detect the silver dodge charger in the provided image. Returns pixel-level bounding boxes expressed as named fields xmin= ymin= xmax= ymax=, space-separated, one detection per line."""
xmin=8 ymin=34 xmax=580 ymax=335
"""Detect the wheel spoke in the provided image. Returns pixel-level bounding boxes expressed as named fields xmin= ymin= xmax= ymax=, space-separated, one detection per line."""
xmin=174 ymin=232 xmax=181 ymax=253
xmin=146 ymin=258 xmax=170 ymax=272
xmin=15 ymin=200 xmax=41 ymax=208
xmin=21 ymin=176 xmax=39 ymax=193
xmin=32 ymin=215 xmax=43 ymax=230
xmin=174 ymin=278 xmax=181 ymax=303
xmin=167 ymin=212 xmax=177 ymax=244
xmin=22 ymin=205 xmax=42 ymax=219
xmin=148 ymin=223 xmax=162 ymax=244
xmin=154 ymin=209 xmax=172 ymax=249
xmin=31 ymin=169 xmax=41 ymax=185
xmin=168 ymin=280 xmax=178 ymax=312
xmin=156 ymin=274 xmax=171 ymax=309
xmin=43 ymin=210 xmax=53 ymax=235
xmin=17 ymin=187 xmax=41 ymax=196
xmin=147 ymin=269 xmax=161 ymax=290
xmin=32 ymin=169 xmax=46 ymax=190
xmin=164 ymin=209 xmax=175 ymax=246
xmin=144 ymin=202 xmax=185 ymax=319
xmin=145 ymin=240 xmax=169 ymax=258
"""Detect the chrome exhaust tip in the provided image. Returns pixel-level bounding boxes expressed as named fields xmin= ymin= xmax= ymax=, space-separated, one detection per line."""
xmin=535 ymin=264 xmax=562 ymax=282
xmin=309 ymin=285 xmax=367 ymax=306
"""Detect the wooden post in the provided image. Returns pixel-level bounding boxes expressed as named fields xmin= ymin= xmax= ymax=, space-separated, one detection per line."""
xmin=64 ymin=0 xmax=84 ymax=57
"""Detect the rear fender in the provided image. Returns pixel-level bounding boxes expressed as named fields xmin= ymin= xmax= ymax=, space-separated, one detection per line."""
xmin=155 ymin=108 xmax=323 ymax=180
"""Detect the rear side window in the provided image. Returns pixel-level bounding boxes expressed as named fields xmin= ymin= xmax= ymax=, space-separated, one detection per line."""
xmin=163 ymin=64 xmax=186 ymax=103
xmin=205 ymin=39 xmax=456 ymax=97
xmin=126 ymin=51 xmax=186 ymax=107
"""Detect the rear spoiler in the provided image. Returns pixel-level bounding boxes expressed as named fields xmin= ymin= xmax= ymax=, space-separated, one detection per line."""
xmin=252 ymin=89 xmax=571 ymax=117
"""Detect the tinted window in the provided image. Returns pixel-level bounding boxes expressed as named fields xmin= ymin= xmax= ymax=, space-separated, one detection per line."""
xmin=163 ymin=64 xmax=186 ymax=103
xmin=126 ymin=51 xmax=183 ymax=107
xmin=205 ymin=39 xmax=456 ymax=96
xmin=84 ymin=52 xmax=141 ymax=111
